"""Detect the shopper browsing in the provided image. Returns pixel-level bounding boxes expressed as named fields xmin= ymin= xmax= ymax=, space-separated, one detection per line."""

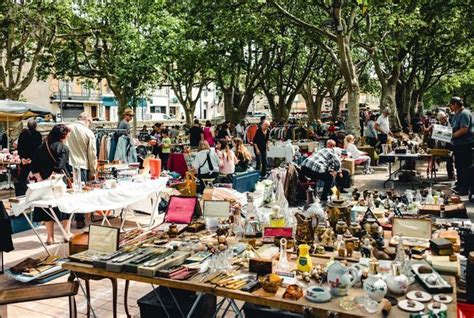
xmin=192 ymin=140 xmax=220 ymax=193
xmin=449 ymin=97 xmax=473 ymax=195
xmin=31 ymin=124 xmax=72 ymax=245
xmin=160 ymin=129 xmax=171 ymax=170
xmin=65 ymin=112 xmax=97 ymax=229
xmin=16 ymin=119 xmax=42 ymax=196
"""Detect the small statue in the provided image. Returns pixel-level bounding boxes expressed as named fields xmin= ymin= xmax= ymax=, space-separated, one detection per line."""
xmin=321 ymin=228 xmax=335 ymax=247
xmin=346 ymin=241 xmax=354 ymax=257
xmin=361 ymin=237 xmax=372 ymax=258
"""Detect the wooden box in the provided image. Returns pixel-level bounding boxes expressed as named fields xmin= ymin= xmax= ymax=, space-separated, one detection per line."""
xmin=391 ymin=218 xmax=432 ymax=248
xmin=342 ymin=158 xmax=356 ymax=175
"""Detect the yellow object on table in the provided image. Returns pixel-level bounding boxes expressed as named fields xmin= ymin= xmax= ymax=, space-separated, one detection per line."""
xmin=296 ymin=244 xmax=313 ymax=272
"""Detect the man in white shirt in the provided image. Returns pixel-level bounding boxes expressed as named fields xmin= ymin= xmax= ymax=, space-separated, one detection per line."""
xmin=66 ymin=112 xmax=97 ymax=228
xmin=374 ymin=108 xmax=392 ymax=163
xmin=235 ymin=120 xmax=245 ymax=139
xmin=375 ymin=108 xmax=391 ymax=140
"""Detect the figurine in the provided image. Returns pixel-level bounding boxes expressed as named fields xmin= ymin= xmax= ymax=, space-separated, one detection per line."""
xmin=346 ymin=241 xmax=354 ymax=257
xmin=361 ymin=238 xmax=372 ymax=258
xmin=321 ymin=228 xmax=335 ymax=247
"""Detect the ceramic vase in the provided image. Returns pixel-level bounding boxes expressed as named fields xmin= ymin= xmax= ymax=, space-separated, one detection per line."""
xmin=363 ymin=275 xmax=387 ymax=302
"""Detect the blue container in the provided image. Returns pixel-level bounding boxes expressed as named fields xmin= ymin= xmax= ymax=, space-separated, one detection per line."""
xmin=11 ymin=213 xmax=38 ymax=234
xmin=232 ymin=170 xmax=260 ymax=193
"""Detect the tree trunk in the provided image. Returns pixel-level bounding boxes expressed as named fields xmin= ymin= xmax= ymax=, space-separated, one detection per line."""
xmin=335 ymin=35 xmax=360 ymax=136
xmin=345 ymin=84 xmax=361 ymax=136
xmin=380 ymin=81 xmax=401 ymax=130
xmin=0 ymin=90 xmax=20 ymax=100
xmin=223 ymin=88 xmax=252 ymax=124
xmin=304 ymin=95 xmax=323 ymax=123
xmin=116 ymin=94 xmax=128 ymax=121
xmin=183 ymin=106 xmax=195 ymax=125
xmin=271 ymin=102 xmax=291 ymax=123
xmin=331 ymin=97 xmax=340 ymax=120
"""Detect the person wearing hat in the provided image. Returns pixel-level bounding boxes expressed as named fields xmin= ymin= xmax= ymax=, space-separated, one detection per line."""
xmin=66 ymin=112 xmax=97 ymax=229
xmin=118 ymin=108 xmax=134 ymax=133
xmin=449 ymin=97 xmax=473 ymax=195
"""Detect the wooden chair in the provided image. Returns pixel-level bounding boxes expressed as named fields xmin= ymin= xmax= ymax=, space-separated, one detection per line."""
xmin=0 ymin=282 xmax=79 ymax=318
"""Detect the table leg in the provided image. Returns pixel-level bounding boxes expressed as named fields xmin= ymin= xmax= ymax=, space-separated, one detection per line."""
xmin=220 ymin=299 xmax=232 ymax=317
xmin=0 ymin=304 xmax=7 ymax=318
xmin=85 ymin=279 xmax=91 ymax=318
xmin=211 ymin=299 xmax=226 ymax=318
xmin=151 ymin=284 xmax=170 ymax=318
xmin=166 ymin=286 xmax=185 ymax=318
xmin=383 ymin=161 xmax=393 ymax=188
xmin=110 ymin=278 xmax=117 ymax=318
xmin=46 ymin=207 xmax=71 ymax=241
xmin=227 ymin=298 xmax=243 ymax=318
xmin=148 ymin=195 xmax=161 ymax=229
xmin=124 ymin=280 xmax=131 ymax=318
xmin=70 ymin=271 xmax=98 ymax=317
xmin=186 ymin=292 xmax=204 ymax=318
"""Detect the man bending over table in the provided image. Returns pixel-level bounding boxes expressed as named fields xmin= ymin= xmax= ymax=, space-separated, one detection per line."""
xmin=300 ymin=140 xmax=341 ymax=202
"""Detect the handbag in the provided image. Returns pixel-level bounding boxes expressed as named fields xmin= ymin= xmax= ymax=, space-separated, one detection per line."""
xmin=198 ymin=150 xmax=215 ymax=176
xmin=45 ymin=140 xmax=73 ymax=188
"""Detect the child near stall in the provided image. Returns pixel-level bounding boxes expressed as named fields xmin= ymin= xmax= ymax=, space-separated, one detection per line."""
xmin=160 ymin=129 xmax=171 ymax=170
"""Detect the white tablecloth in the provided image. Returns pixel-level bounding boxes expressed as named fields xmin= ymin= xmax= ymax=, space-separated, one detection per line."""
xmin=12 ymin=177 xmax=169 ymax=216
xmin=245 ymin=143 xmax=297 ymax=163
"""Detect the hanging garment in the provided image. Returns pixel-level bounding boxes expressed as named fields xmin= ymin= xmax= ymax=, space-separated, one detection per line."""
xmin=167 ymin=152 xmax=188 ymax=177
xmin=114 ymin=136 xmax=138 ymax=163
xmin=0 ymin=201 xmax=14 ymax=252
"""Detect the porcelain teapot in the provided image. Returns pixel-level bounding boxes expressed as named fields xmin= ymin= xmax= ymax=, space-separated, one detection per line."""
xmin=327 ymin=261 xmax=358 ymax=296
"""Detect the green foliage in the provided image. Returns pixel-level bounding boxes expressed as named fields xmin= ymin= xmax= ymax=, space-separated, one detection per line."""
xmin=424 ymin=68 xmax=474 ymax=108
xmin=40 ymin=0 xmax=180 ymax=114
xmin=0 ymin=0 xmax=72 ymax=99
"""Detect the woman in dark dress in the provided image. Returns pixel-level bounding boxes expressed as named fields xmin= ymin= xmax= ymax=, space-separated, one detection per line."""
xmin=31 ymin=124 xmax=71 ymax=245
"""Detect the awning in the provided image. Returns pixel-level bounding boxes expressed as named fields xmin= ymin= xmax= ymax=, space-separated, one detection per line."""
xmin=0 ymin=100 xmax=51 ymax=121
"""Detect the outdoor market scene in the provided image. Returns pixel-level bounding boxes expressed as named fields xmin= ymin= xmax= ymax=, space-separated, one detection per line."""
xmin=0 ymin=1 xmax=473 ymax=317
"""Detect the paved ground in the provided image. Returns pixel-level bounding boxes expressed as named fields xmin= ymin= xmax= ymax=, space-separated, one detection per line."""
xmin=1 ymin=161 xmax=473 ymax=317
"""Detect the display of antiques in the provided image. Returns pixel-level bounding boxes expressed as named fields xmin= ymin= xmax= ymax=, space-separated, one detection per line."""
xmin=31 ymin=182 xmax=459 ymax=318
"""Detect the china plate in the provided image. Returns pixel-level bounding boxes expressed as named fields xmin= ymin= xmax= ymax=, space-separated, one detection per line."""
xmin=407 ymin=290 xmax=432 ymax=302
xmin=398 ymin=299 xmax=425 ymax=312
xmin=433 ymin=294 xmax=452 ymax=304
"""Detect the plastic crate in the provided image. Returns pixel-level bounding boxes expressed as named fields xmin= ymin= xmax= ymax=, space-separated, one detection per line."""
xmin=137 ymin=286 xmax=216 ymax=318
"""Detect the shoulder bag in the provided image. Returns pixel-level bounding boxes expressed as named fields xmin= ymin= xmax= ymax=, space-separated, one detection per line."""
xmin=45 ymin=140 xmax=73 ymax=188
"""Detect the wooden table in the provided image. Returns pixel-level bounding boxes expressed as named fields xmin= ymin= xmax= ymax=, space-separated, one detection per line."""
xmin=63 ymin=257 xmax=457 ymax=318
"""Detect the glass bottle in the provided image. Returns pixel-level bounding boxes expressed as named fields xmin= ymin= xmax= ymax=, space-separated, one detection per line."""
xmin=277 ymin=238 xmax=290 ymax=271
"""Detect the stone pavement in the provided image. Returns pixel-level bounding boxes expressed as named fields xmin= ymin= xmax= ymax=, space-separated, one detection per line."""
xmin=2 ymin=163 xmax=473 ymax=317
